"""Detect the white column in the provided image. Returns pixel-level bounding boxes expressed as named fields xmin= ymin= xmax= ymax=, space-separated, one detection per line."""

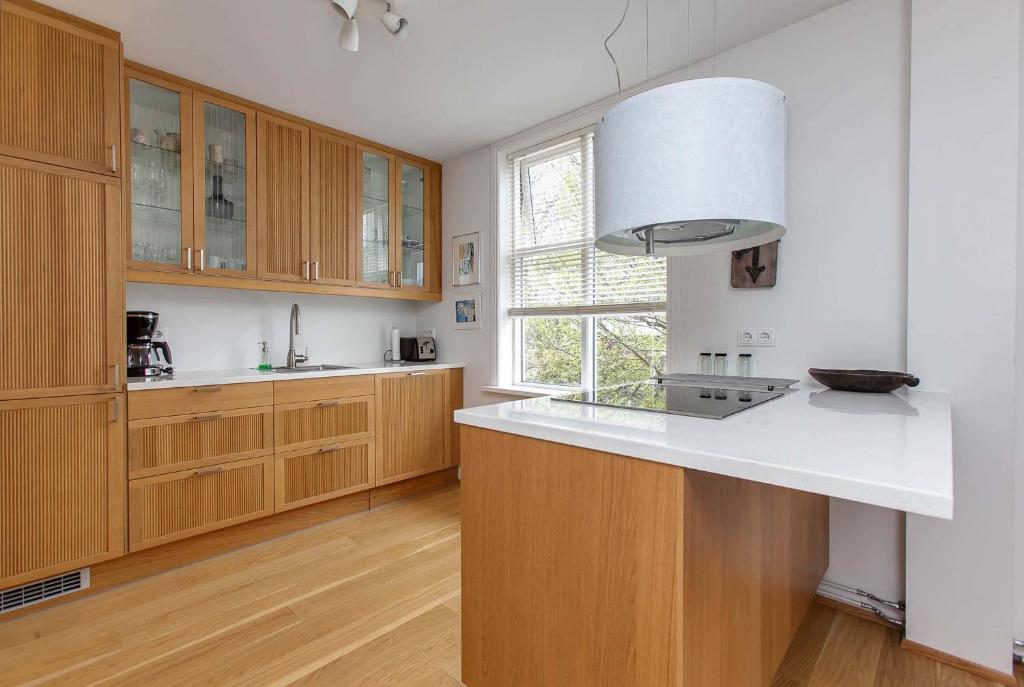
xmin=906 ymin=0 xmax=1020 ymax=674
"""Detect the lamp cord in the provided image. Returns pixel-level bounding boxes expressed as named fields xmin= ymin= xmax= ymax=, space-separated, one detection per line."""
xmin=604 ymin=0 xmax=632 ymax=93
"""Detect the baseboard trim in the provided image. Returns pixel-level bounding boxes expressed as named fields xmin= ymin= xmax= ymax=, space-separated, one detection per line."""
xmin=901 ymin=639 xmax=1017 ymax=686
xmin=813 ymin=593 xmax=901 ymax=631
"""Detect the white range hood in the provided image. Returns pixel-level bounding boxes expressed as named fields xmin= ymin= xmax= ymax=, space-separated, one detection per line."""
xmin=594 ymin=77 xmax=787 ymax=256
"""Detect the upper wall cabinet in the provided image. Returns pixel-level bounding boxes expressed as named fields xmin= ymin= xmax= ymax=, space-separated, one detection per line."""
xmin=257 ymin=112 xmax=310 ymax=282
xmin=310 ymin=128 xmax=357 ymax=286
xmin=0 ymin=0 xmax=121 ymax=176
xmin=194 ymin=92 xmax=256 ymax=276
xmin=126 ymin=67 xmax=257 ymax=277
xmin=123 ymin=60 xmax=442 ymax=301
xmin=125 ymin=71 xmax=193 ymax=272
xmin=358 ymin=145 xmax=396 ymax=288
xmin=397 ymin=158 xmax=434 ymax=291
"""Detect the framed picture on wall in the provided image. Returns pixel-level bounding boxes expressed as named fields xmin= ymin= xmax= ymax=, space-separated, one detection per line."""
xmin=453 ymin=291 xmax=482 ymax=330
xmin=452 ymin=232 xmax=480 ymax=286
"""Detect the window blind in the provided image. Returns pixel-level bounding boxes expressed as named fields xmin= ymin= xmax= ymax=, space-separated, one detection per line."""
xmin=508 ymin=132 xmax=666 ymax=317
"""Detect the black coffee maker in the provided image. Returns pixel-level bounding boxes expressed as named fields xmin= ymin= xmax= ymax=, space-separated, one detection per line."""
xmin=126 ymin=311 xmax=173 ymax=377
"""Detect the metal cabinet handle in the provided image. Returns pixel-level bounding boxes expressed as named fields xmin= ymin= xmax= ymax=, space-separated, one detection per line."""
xmin=110 ymin=397 xmax=121 ymax=423
xmin=317 ymin=400 xmax=340 ymax=407
xmin=192 ymin=413 xmax=223 ymax=422
xmin=408 ymin=372 xmax=425 ymax=376
xmin=397 ymin=270 xmax=402 ymax=287
xmin=192 ymin=386 xmax=223 ymax=393
xmin=317 ymin=444 xmax=343 ymax=453
xmin=313 ymin=260 xmax=320 ymax=281
xmin=111 ymin=364 xmax=120 ymax=389
xmin=303 ymin=261 xmax=310 ymax=280
xmin=111 ymin=144 xmax=118 ymax=173
xmin=193 ymin=466 xmax=224 ymax=477
xmin=186 ymin=247 xmax=193 ymax=271
xmin=198 ymin=248 xmax=205 ymax=272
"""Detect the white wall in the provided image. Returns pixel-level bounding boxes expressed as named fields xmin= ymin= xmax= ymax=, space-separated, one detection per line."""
xmin=425 ymin=0 xmax=912 ymax=603
xmin=668 ymin=0 xmax=910 ymax=601
xmin=905 ymin=0 xmax=1020 ymax=674
xmin=127 ymin=283 xmax=419 ymax=371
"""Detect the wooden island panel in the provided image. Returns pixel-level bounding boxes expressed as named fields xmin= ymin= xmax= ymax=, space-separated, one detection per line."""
xmin=460 ymin=426 xmax=829 ymax=687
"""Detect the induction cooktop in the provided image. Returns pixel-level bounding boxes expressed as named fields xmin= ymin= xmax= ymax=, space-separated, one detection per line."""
xmin=552 ymin=381 xmax=783 ymax=419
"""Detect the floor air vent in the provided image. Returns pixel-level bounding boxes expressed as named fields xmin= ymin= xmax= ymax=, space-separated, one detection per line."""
xmin=1 ymin=569 xmax=90 ymax=614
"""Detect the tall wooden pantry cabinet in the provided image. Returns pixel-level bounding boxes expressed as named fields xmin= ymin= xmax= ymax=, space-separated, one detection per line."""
xmin=0 ymin=0 xmax=126 ymax=590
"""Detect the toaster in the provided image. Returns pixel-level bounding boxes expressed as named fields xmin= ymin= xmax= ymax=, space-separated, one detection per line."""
xmin=400 ymin=336 xmax=436 ymax=362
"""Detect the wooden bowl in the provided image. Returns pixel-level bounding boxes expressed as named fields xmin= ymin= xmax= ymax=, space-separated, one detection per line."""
xmin=807 ymin=368 xmax=920 ymax=393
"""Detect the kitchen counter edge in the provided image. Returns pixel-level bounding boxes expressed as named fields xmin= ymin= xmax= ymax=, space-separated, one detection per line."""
xmin=126 ymin=362 xmax=466 ymax=391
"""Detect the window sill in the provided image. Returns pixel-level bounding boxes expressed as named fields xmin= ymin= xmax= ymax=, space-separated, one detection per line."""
xmin=480 ymin=385 xmax=555 ymax=399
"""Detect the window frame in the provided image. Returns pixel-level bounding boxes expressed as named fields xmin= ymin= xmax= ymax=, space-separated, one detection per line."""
xmin=497 ymin=124 xmax=668 ymax=392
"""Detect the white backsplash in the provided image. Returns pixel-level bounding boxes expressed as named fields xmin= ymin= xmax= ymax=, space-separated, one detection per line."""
xmin=127 ymin=283 xmax=420 ymax=371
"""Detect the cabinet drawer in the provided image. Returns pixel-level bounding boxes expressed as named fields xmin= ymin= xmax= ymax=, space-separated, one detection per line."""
xmin=128 ymin=456 xmax=273 ymax=552
xmin=275 ymin=438 xmax=374 ymax=512
xmin=274 ymin=394 xmax=374 ymax=452
xmin=128 ymin=406 xmax=274 ymax=479
xmin=273 ymin=375 xmax=374 ymax=405
xmin=128 ymin=382 xmax=273 ymax=420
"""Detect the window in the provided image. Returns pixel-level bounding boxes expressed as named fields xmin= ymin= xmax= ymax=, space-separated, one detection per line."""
xmin=507 ymin=132 xmax=667 ymax=389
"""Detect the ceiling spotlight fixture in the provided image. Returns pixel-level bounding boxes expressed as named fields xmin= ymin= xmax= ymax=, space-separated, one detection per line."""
xmin=332 ymin=0 xmax=359 ymax=51
xmin=380 ymin=1 xmax=409 ymax=38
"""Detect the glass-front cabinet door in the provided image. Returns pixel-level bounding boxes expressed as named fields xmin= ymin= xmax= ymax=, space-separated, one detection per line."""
xmin=126 ymin=73 xmax=193 ymax=271
xmin=358 ymin=147 xmax=394 ymax=286
xmin=193 ymin=93 xmax=256 ymax=276
xmin=398 ymin=160 xmax=427 ymax=290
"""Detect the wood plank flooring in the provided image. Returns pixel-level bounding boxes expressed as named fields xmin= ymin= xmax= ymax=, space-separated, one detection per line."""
xmin=0 ymin=483 xmax=1017 ymax=687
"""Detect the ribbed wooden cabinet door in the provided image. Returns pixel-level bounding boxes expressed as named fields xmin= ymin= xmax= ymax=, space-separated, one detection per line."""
xmin=275 ymin=438 xmax=374 ymax=512
xmin=257 ymin=111 xmax=309 ymax=282
xmin=274 ymin=395 xmax=374 ymax=453
xmin=128 ymin=456 xmax=273 ymax=551
xmin=374 ymin=370 xmax=450 ymax=485
xmin=0 ymin=394 xmax=125 ymax=589
xmin=0 ymin=0 xmax=121 ymax=175
xmin=309 ymin=129 xmax=356 ymax=286
xmin=0 ymin=156 xmax=122 ymax=400
xmin=128 ymin=406 xmax=273 ymax=479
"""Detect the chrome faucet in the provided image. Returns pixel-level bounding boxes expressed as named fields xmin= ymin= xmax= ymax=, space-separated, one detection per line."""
xmin=287 ymin=303 xmax=308 ymax=368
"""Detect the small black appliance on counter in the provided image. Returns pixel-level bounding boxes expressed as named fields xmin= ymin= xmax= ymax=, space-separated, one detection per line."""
xmin=399 ymin=336 xmax=436 ymax=362
xmin=127 ymin=310 xmax=173 ymax=377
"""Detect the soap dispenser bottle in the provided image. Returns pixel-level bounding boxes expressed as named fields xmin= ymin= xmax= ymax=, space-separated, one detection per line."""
xmin=257 ymin=341 xmax=271 ymax=371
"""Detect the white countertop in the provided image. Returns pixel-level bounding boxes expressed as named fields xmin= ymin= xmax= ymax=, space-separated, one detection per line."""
xmin=126 ymin=361 xmax=465 ymax=390
xmin=455 ymin=384 xmax=953 ymax=519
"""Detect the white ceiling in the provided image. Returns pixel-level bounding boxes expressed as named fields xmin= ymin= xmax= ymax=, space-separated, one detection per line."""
xmin=48 ymin=0 xmax=848 ymax=161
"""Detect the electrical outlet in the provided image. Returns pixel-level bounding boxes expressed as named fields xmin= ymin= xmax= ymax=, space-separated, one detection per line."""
xmin=737 ymin=328 xmax=756 ymax=346
xmin=755 ymin=328 xmax=775 ymax=347
xmin=422 ymin=328 xmax=436 ymax=339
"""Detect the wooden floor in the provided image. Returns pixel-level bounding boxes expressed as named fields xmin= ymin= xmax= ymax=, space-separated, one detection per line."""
xmin=0 ymin=484 xmax=1017 ymax=687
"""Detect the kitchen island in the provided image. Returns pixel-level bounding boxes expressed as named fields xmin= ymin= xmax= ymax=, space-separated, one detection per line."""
xmin=454 ymin=385 xmax=952 ymax=686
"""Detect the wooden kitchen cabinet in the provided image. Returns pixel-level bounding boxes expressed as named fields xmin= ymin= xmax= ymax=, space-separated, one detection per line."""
xmin=128 ymin=455 xmax=274 ymax=552
xmin=274 ymin=395 xmax=375 ymax=453
xmin=275 ymin=438 xmax=375 ymax=512
xmin=309 ymin=128 xmax=357 ymax=285
xmin=0 ymin=0 xmax=121 ymax=176
xmin=374 ymin=370 xmax=451 ymax=485
xmin=124 ymin=67 xmax=194 ymax=273
xmin=257 ymin=111 xmax=310 ymax=282
xmin=125 ymin=66 xmax=257 ymax=277
xmin=0 ymin=393 xmax=125 ymax=589
xmin=0 ymin=155 xmax=123 ymax=400
xmin=127 ymin=405 xmax=274 ymax=479
xmin=192 ymin=91 xmax=257 ymax=277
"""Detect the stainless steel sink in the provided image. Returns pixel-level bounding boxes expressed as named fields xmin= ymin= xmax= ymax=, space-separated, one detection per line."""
xmin=270 ymin=364 xmax=354 ymax=373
